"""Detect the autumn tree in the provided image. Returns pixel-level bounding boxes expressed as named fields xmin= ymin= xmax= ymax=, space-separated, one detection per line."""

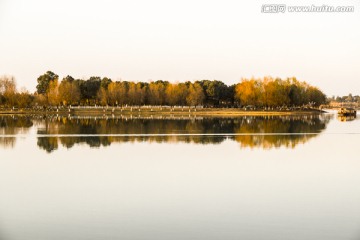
xmin=33 ymin=93 xmax=47 ymax=107
xmin=127 ymin=82 xmax=138 ymax=105
xmin=236 ymin=77 xmax=326 ymax=108
xmin=0 ymin=76 xmax=17 ymax=107
xmin=235 ymin=78 xmax=262 ymax=107
xmin=58 ymin=77 xmax=81 ymax=106
xmin=47 ymin=79 xmax=60 ymax=106
xmin=118 ymin=82 xmax=128 ymax=105
xmin=148 ymin=81 xmax=167 ymax=105
xmin=96 ymin=77 xmax=112 ymax=106
xmin=262 ymin=77 xmax=289 ymax=107
xmin=186 ymin=82 xmax=204 ymax=106
xmin=97 ymin=87 xmax=108 ymax=106
xmin=16 ymin=88 xmax=33 ymax=108
xmin=128 ymin=82 xmax=145 ymax=105
xmin=165 ymin=83 xmax=180 ymax=106
xmin=107 ymin=81 xmax=127 ymax=105
xmin=28 ymin=72 xmax=328 ymax=108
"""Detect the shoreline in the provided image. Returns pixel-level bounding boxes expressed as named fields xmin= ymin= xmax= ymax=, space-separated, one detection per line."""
xmin=0 ymin=107 xmax=326 ymax=117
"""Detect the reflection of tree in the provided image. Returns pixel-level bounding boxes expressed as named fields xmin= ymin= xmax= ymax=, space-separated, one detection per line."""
xmin=0 ymin=116 xmax=33 ymax=148
xmin=0 ymin=115 xmax=330 ymax=152
xmin=37 ymin=120 xmax=59 ymax=153
xmin=32 ymin=115 xmax=330 ymax=152
xmin=234 ymin=115 xmax=330 ymax=149
xmin=337 ymin=116 xmax=356 ymax=122
xmin=37 ymin=137 xmax=59 ymax=153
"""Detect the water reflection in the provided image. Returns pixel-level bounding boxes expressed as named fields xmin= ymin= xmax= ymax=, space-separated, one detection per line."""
xmin=0 ymin=116 xmax=33 ymax=148
xmin=337 ymin=115 xmax=357 ymax=122
xmin=0 ymin=114 xmax=331 ymax=152
xmin=234 ymin=115 xmax=329 ymax=149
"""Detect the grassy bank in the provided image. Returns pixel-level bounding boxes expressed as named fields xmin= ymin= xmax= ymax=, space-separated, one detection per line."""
xmin=0 ymin=107 xmax=325 ymax=116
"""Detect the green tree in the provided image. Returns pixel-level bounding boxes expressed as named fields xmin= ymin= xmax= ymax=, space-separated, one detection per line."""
xmin=199 ymin=80 xmax=226 ymax=106
xmin=101 ymin=77 xmax=112 ymax=89
xmin=306 ymin=86 xmax=326 ymax=106
xmin=79 ymin=77 xmax=101 ymax=104
xmin=36 ymin=71 xmax=58 ymax=95
xmin=286 ymin=78 xmax=307 ymax=106
xmin=62 ymin=75 xmax=75 ymax=83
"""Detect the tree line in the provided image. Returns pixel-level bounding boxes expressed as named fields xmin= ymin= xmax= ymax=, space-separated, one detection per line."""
xmin=235 ymin=76 xmax=326 ymax=108
xmin=328 ymin=94 xmax=360 ymax=104
xmin=0 ymin=76 xmax=33 ymax=108
xmin=0 ymin=71 xmax=327 ymax=109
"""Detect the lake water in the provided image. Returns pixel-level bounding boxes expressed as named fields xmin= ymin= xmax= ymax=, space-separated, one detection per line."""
xmin=1 ymin=111 xmax=359 ymax=240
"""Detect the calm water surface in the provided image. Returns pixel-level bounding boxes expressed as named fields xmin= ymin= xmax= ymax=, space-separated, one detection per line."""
xmin=0 ymin=112 xmax=359 ymax=240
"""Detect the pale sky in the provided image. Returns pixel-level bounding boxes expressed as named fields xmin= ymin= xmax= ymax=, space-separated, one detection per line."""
xmin=0 ymin=0 xmax=359 ymax=96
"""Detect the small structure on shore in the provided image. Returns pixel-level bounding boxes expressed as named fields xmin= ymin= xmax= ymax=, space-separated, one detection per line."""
xmin=338 ymin=107 xmax=356 ymax=117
